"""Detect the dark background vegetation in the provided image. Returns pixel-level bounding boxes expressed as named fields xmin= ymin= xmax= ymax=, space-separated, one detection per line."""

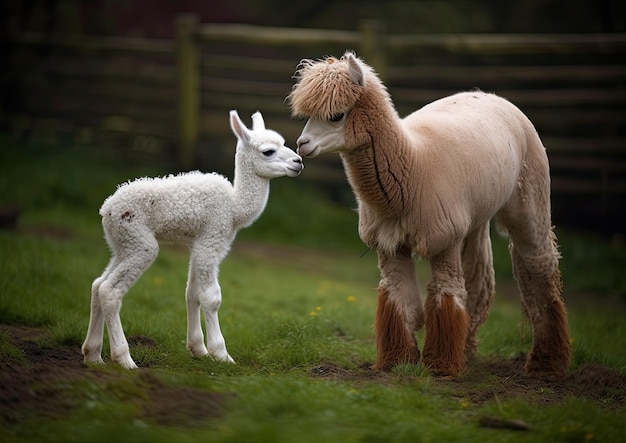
xmin=1 ymin=0 xmax=625 ymax=36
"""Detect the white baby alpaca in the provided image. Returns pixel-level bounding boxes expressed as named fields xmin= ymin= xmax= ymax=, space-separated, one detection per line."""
xmin=82 ymin=110 xmax=303 ymax=369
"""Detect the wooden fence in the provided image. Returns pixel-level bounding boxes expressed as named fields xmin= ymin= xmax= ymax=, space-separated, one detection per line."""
xmin=4 ymin=15 xmax=626 ymax=233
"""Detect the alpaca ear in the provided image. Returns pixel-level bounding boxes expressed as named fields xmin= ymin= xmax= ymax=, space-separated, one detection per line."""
xmin=230 ymin=110 xmax=252 ymax=145
xmin=347 ymin=53 xmax=365 ymax=87
xmin=251 ymin=111 xmax=266 ymax=131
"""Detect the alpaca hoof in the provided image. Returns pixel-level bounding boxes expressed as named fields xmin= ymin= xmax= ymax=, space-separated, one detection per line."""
xmin=427 ymin=366 xmax=462 ymax=378
xmin=524 ymin=360 xmax=567 ymax=381
xmin=525 ymin=349 xmax=569 ymax=381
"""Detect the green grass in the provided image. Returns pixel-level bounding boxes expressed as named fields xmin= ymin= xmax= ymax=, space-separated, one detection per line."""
xmin=1 ymin=137 xmax=625 ymax=442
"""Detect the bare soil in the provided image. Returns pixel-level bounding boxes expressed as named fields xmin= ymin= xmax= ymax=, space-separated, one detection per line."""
xmin=310 ymin=355 xmax=626 ymax=409
xmin=0 ymin=325 xmax=231 ymax=427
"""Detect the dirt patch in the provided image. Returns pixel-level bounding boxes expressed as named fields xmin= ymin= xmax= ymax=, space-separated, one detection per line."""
xmin=0 ymin=324 xmax=232 ymax=427
xmin=138 ymin=372 xmax=234 ymax=427
xmin=452 ymin=353 xmax=626 ymax=408
xmin=310 ymin=354 xmax=626 ymax=409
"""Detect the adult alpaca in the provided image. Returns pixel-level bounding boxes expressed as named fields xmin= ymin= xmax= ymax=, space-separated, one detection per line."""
xmin=288 ymin=51 xmax=570 ymax=380
xmin=82 ymin=111 xmax=303 ymax=369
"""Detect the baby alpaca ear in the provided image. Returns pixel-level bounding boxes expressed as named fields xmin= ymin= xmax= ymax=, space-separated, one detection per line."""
xmin=346 ymin=53 xmax=365 ymax=87
xmin=230 ymin=110 xmax=252 ymax=145
xmin=251 ymin=111 xmax=266 ymax=131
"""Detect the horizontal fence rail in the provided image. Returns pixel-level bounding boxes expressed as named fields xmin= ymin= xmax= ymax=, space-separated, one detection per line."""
xmin=4 ymin=16 xmax=626 ymax=233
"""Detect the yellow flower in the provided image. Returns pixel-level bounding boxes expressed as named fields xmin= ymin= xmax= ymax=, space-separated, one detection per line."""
xmin=310 ymin=311 xmax=317 ymax=317
xmin=316 ymin=306 xmax=322 ymax=311
xmin=347 ymin=295 xmax=356 ymax=302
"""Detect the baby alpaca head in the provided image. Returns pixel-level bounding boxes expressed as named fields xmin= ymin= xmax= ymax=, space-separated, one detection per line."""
xmin=230 ymin=110 xmax=304 ymax=178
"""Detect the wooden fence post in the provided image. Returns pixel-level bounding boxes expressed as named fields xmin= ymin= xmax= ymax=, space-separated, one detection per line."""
xmin=359 ymin=20 xmax=386 ymax=80
xmin=175 ymin=14 xmax=199 ymax=169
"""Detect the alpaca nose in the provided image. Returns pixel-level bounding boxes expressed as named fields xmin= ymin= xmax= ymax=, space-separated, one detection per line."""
xmin=296 ymin=136 xmax=309 ymax=153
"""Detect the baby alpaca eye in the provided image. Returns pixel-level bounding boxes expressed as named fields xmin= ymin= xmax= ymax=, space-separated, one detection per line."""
xmin=329 ymin=113 xmax=344 ymax=122
xmin=262 ymin=149 xmax=276 ymax=157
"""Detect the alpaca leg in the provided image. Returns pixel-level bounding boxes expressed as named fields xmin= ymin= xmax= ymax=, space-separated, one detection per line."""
xmin=499 ymin=152 xmax=571 ymax=380
xmin=186 ymin=251 xmax=234 ymax=363
xmin=509 ymin=229 xmax=570 ymax=380
xmin=422 ymin=245 xmax=470 ymax=376
xmin=99 ymin=240 xmax=159 ymax=369
xmin=82 ymin=263 xmax=115 ymax=364
xmin=461 ymin=223 xmax=496 ymax=359
xmin=372 ymin=246 xmax=423 ymax=370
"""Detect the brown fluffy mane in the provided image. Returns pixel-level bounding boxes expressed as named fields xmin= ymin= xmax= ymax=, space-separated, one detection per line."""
xmin=289 ymin=52 xmax=383 ymax=119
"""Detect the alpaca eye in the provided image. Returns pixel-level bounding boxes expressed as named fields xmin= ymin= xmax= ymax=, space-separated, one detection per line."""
xmin=329 ymin=113 xmax=344 ymax=122
xmin=262 ymin=149 xmax=276 ymax=157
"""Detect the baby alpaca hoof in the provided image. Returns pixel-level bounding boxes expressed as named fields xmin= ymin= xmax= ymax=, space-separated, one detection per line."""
xmin=112 ymin=353 xmax=139 ymax=370
xmin=83 ymin=355 xmax=105 ymax=365
xmin=209 ymin=352 xmax=235 ymax=364
xmin=82 ymin=347 xmax=105 ymax=365
xmin=188 ymin=346 xmax=209 ymax=358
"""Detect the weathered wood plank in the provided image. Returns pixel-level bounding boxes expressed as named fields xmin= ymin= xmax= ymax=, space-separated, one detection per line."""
xmin=387 ymin=33 xmax=626 ymax=54
xmin=196 ymin=23 xmax=359 ymax=46
xmin=389 ymin=65 xmax=626 ymax=85
xmin=16 ymin=32 xmax=174 ymax=53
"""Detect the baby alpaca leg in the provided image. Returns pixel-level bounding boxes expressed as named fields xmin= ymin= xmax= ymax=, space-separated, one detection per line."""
xmin=461 ymin=223 xmax=495 ymax=359
xmin=186 ymin=252 xmax=233 ymax=363
xmin=422 ymin=245 xmax=470 ymax=376
xmin=82 ymin=262 xmax=116 ymax=364
xmin=185 ymin=255 xmax=208 ymax=357
xmin=100 ymin=242 xmax=158 ymax=369
xmin=372 ymin=246 xmax=423 ymax=370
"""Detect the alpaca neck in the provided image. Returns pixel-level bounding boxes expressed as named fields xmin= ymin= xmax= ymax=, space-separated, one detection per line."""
xmin=232 ymin=159 xmax=270 ymax=229
xmin=342 ymin=104 xmax=414 ymax=216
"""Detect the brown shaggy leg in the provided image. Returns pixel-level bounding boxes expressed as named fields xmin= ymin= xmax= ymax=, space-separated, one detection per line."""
xmin=422 ymin=293 xmax=470 ymax=376
xmin=511 ymin=236 xmax=571 ymax=381
xmin=462 ymin=222 xmax=496 ymax=359
xmin=518 ymin=267 xmax=570 ymax=380
xmin=372 ymin=247 xmax=422 ymax=370
xmin=372 ymin=286 xmax=420 ymax=370
xmin=498 ymin=140 xmax=570 ymax=380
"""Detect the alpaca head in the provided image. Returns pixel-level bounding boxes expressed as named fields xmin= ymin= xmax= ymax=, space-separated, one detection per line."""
xmin=288 ymin=51 xmax=389 ymax=158
xmin=229 ymin=110 xmax=304 ymax=178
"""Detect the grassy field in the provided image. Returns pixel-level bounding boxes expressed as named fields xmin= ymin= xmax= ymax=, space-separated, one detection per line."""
xmin=1 ymin=137 xmax=625 ymax=442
